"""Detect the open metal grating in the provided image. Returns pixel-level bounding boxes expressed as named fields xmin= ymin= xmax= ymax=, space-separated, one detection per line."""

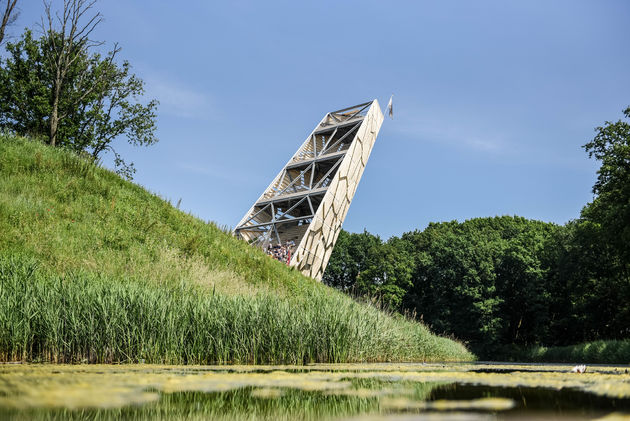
xmin=234 ymin=100 xmax=384 ymax=280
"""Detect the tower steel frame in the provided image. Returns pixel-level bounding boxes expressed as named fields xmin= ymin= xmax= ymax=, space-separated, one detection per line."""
xmin=234 ymin=100 xmax=384 ymax=280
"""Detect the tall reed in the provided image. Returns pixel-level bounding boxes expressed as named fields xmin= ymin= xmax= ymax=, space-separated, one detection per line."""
xmin=0 ymin=254 xmax=473 ymax=364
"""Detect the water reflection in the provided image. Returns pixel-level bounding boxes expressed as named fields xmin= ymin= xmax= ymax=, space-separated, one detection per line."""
xmin=0 ymin=363 xmax=628 ymax=420
xmin=431 ymin=384 xmax=630 ymax=419
xmin=1 ymin=388 xmax=379 ymax=421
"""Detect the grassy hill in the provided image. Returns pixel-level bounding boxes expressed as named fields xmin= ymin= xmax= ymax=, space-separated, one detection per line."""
xmin=0 ymin=133 xmax=473 ymax=364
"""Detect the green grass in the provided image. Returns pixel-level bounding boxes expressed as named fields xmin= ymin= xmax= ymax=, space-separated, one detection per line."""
xmin=503 ymin=341 xmax=630 ymax=365
xmin=0 ymin=133 xmax=310 ymax=297
xmin=0 ymin=133 xmax=473 ymax=364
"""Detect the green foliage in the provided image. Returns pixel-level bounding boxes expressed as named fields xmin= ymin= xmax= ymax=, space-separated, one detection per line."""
xmin=0 ymin=30 xmax=49 ymax=138
xmin=0 ymin=28 xmax=158 ymax=178
xmin=408 ymin=217 xmax=558 ymax=353
xmin=326 ymin=218 xmax=559 ymax=355
xmin=544 ymin=221 xmax=627 ymax=343
xmin=0 ymin=133 xmax=473 ymax=364
xmin=577 ymin=106 xmax=630 ymax=337
xmin=541 ymin=106 xmax=630 ymax=344
xmin=582 ymin=106 xmax=630 ymax=265
xmin=324 ymin=230 xmax=382 ymax=291
xmin=326 ymin=216 xmax=628 ymax=357
xmin=323 ymin=230 xmax=412 ymax=310
xmin=501 ymin=339 xmax=630 ymax=364
xmin=356 ymin=239 xmax=414 ymax=310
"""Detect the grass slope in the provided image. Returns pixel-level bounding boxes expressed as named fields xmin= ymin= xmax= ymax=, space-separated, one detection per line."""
xmin=0 ymin=134 xmax=473 ymax=364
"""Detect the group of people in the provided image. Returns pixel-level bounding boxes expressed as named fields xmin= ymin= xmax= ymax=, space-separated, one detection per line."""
xmin=265 ymin=241 xmax=295 ymax=264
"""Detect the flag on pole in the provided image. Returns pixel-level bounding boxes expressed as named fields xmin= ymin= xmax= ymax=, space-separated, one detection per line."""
xmin=386 ymin=95 xmax=393 ymax=119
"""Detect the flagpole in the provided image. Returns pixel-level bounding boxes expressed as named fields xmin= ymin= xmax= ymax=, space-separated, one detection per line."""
xmin=386 ymin=94 xmax=394 ymax=119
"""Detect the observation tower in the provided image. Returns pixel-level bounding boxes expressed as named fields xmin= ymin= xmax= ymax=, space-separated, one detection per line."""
xmin=234 ymin=100 xmax=384 ymax=280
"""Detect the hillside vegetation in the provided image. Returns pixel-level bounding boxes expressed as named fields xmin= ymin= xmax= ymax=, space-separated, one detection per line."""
xmin=0 ymin=134 xmax=473 ymax=364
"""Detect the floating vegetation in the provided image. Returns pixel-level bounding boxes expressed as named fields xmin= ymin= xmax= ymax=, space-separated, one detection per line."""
xmin=0 ymin=363 xmax=629 ymax=420
xmin=379 ymin=397 xmax=516 ymax=411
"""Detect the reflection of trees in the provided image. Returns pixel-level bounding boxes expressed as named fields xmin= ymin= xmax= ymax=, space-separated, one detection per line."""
xmin=3 ymin=375 xmax=626 ymax=420
xmin=0 ymin=381 xmax=446 ymax=420
xmin=90 ymin=388 xmax=380 ymax=420
xmin=429 ymin=384 xmax=627 ymax=414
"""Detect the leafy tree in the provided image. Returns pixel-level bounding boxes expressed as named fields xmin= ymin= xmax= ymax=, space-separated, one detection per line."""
xmin=582 ymin=106 xmax=630 ymax=280
xmin=0 ymin=0 xmax=157 ymax=178
xmin=403 ymin=220 xmax=505 ymax=351
xmin=355 ymin=238 xmax=413 ymax=310
xmin=325 ymin=217 xmax=560 ymax=354
xmin=323 ymin=230 xmax=413 ymax=310
xmin=322 ymin=229 xmax=382 ymax=291
xmin=572 ymin=105 xmax=630 ymax=338
xmin=0 ymin=30 xmax=50 ymax=137
xmin=494 ymin=221 xmax=556 ymax=346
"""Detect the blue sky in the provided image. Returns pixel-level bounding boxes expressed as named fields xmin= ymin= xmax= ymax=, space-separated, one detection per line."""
xmin=11 ymin=1 xmax=630 ymax=239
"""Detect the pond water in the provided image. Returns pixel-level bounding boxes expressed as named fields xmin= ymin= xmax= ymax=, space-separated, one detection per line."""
xmin=0 ymin=362 xmax=629 ymax=420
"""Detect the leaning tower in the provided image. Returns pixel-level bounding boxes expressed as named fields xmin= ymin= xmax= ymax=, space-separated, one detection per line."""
xmin=234 ymin=100 xmax=384 ymax=280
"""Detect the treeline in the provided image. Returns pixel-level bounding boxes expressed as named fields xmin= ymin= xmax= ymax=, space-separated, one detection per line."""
xmin=324 ymin=106 xmax=630 ymax=356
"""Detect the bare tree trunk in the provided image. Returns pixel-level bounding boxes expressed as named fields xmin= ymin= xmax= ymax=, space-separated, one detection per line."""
xmin=49 ymin=82 xmax=61 ymax=146
xmin=0 ymin=0 xmax=19 ymax=46
xmin=41 ymin=0 xmax=102 ymax=146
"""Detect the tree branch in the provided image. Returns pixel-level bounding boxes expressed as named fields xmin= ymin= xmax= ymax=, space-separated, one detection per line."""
xmin=0 ymin=0 xmax=19 ymax=46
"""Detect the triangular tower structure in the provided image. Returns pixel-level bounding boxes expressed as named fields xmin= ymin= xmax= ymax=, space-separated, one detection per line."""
xmin=234 ymin=100 xmax=384 ymax=280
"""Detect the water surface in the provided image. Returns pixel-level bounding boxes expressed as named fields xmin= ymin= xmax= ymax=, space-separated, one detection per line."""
xmin=1 ymin=362 xmax=629 ymax=420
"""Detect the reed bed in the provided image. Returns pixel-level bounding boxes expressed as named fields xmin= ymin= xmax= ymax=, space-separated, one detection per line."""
xmin=0 ymin=254 xmax=472 ymax=364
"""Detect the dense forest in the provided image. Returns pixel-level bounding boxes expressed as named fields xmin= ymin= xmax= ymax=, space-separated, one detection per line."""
xmin=324 ymin=106 xmax=630 ymax=357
